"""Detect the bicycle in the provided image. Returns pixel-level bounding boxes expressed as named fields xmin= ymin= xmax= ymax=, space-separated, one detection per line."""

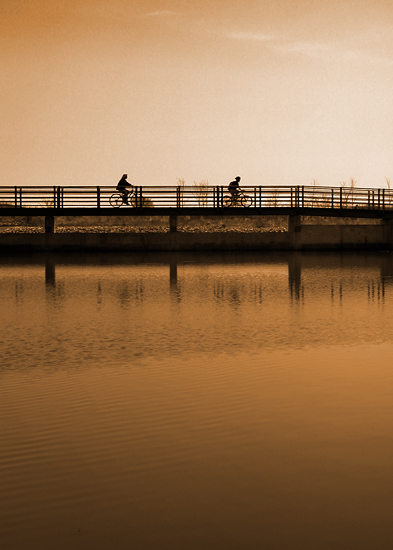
xmin=223 ymin=190 xmax=253 ymax=207
xmin=109 ymin=188 xmax=135 ymax=208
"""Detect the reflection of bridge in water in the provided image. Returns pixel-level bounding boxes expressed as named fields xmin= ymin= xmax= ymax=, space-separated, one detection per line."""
xmin=2 ymin=251 xmax=391 ymax=366
xmin=37 ymin=252 xmax=393 ymax=304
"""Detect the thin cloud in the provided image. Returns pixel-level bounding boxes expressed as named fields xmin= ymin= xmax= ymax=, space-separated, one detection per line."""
xmin=226 ymin=30 xmax=333 ymax=59
xmin=341 ymin=49 xmax=393 ymax=67
xmin=227 ymin=31 xmax=276 ymax=42
xmin=227 ymin=30 xmax=393 ymax=67
xmin=279 ymin=39 xmax=393 ymax=66
xmin=145 ymin=10 xmax=177 ymax=17
xmin=277 ymin=40 xmax=334 ymax=57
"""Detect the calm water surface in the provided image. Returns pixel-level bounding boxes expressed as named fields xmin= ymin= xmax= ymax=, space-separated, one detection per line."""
xmin=1 ymin=251 xmax=393 ymax=549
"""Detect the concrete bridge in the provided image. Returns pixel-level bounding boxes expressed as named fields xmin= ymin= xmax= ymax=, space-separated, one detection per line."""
xmin=1 ymin=184 xmax=393 ymax=251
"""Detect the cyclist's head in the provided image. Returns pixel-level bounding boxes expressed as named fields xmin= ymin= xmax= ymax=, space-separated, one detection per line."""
xmin=235 ymin=176 xmax=241 ymax=182
xmin=123 ymin=174 xmax=128 ymax=178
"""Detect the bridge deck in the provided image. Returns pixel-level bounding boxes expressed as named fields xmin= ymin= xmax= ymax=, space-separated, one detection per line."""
xmin=0 ymin=206 xmax=392 ymax=220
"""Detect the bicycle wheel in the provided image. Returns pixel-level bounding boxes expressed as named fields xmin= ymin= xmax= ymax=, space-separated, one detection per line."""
xmin=223 ymin=195 xmax=233 ymax=207
xmin=241 ymin=194 xmax=252 ymax=207
xmin=110 ymin=193 xmax=123 ymax=208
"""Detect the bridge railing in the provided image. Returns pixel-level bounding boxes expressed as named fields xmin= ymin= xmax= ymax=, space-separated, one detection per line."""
xmin=1 ymin=185 xmax=393 ymax=211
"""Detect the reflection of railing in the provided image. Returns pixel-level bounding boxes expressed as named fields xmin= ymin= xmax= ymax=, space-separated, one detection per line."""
xmin=1 ymin=185 xmax=393 ymax=211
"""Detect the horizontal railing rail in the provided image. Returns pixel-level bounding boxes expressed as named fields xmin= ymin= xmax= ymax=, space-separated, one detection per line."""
xmin=1 ymin=185 xmax=393 ymax=212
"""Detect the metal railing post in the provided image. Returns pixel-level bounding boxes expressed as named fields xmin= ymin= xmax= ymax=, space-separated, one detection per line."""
xmin=56 ymin=187 xmax=61 ymax=208
xmin=97 ymin=186 xmax=100 ymax=208
xmin=340 ymin=187 xmax=343 ymax=209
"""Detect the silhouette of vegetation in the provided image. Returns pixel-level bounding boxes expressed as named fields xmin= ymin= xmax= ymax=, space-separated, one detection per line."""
xmin=130 ymin=195 xmax=154 ymax=208
xmin=340 ymin=178 xmax=356 ymax=207
xmin=40 ymin=199 xmax=55 ymax=207
xmin=383 ymin=177 xmax=393 ymax=207
xmin=192 ymin=180 xmax=210 ymax=207
xmin=270 ymin=189 xmax=279 ymax=207
xmin=308 ymin=178 xmax=330 ymax=207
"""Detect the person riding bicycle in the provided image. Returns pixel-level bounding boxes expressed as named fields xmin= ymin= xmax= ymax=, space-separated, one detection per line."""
xmin=228 ymin=176 xmax=241 ymax=202
xmin=116 ymin=174 xmax=133 ymax=205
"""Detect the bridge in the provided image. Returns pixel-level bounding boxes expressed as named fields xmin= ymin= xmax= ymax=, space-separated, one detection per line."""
xmin=1 ymin=184 xmax=393 ymax=233
xmin=0 ymin=185 xmax=393 ymax=227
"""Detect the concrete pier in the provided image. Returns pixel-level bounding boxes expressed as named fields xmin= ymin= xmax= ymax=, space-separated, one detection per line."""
xmin=45 ymin=215 xmax=55 ymax=234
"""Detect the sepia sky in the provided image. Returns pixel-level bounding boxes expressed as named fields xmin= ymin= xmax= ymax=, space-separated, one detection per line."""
xmin=2 ymin=0 xmax=393 ymax=189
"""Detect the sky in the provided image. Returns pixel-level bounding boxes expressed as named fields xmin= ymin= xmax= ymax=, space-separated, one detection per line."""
xmin=2 ymin=0 xmax=393 ymax=189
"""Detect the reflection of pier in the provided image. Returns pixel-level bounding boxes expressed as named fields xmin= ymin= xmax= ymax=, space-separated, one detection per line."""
xmin=169 ymin=254 xmax=181 ymax=302
xmin=288 ymin=253 xmax=302 ymax=300
xmin=368 ymin=280 xmax=385 ymax=303
xmin=45 ymin=257 xmax=56 ymax=286
xmin=169 ymin=255 xmax=177 ymax=287
xmin=380 ymin=254 xmax=393 ymax=281
xmin=377 ymin=255 xmax=393 ymax=301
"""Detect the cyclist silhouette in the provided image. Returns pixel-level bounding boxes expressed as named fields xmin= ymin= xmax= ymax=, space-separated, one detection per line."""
xmin=228 ymin=176 xmax=241 ymax=200
xmin=116 ymin=174 xmax=133 ymax=205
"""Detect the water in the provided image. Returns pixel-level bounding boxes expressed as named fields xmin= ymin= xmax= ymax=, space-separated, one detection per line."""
xmin=1 ymin=251 xmax=393 ymax=549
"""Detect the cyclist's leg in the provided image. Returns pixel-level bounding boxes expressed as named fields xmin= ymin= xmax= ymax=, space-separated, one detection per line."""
xmin=125 ymin=187 xmax=134 ymax=205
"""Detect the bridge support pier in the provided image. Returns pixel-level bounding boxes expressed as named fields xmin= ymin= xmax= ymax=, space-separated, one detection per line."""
xmin=45 ymin=215 xmax=55 ymax=234
xmin=288 ymin=215 xmax=301 ymax=233
xmin=169 ymin=215 xmax=177 ymax=233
